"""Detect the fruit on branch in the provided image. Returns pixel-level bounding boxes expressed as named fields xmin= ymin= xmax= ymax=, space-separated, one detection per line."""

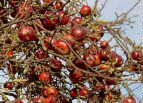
xmin=99 ymin=64 xmax=111 ymax=70
xmin=100 ymin=40 xmax=109 ymax=49
xmin=39 ymin=72 xmax=51 ymax=82
xmin=43 ymin=0 xmax=53 ymax=3
xmin=115 ymin=55 xmax=123 ymax=67
xmin=70 ymin=70 xmax=84 ymax=83
xmin=44 ymin=37 xmax=57 ymax=49
xmin=110 ymin=52 xmax=123 ymax=67
xmin=71 ymin=26 xmax=87 ymax=40
xmin=51 ymin=59 xmax=62 ymax=71
xmin=60 ymin=15 xmax=70 ymax=25
xmin=131 ymin=50 xmax=143 ymax=65
xmin=87 ymin=47 xmax=98 ymax=54
xmin=80 ymin=5 xmax=91 ymax=16
xmin=43 ymin=87 xmax=58 ymax=96
xmin=43 ymin=95 xmax=57 ymax=103
xmin=0 ymin=0 xmax=140 ymax=102
xmin=71 ymin=17 xmax=83 ymax=27
xmin=84 ymin=54 xmax=101 ymax=67
xmin=53 ymin=40 xmax=70 ymax=54
xmin=35 ymin=49 xmax=47 ymax=59
xmin=73 ymin=59 xmax=86 ymax=69
xmin=57 ymin=11 xmax=70 ymax=25
xmin=5 ymin=82 xmax=14 ymax=89
xmin=15 ymin=100 xmax=24 ymax=103
xmin=7 ymin=50 xmax=15 ymax=57
xmin=43 ymin=11 xmax=58 ymax=30
xmin=57 ymin=10 xmax=67 ymax=17
xmin=131 ymin=50 xmax=142 ymax=60
xmin=123 ymin=96 xmax=136 ymax=103
xmin=54 ymin=2 xmax=64 ymax=10
xmin=28 ymin=71 xmax=38 ymax=82
xmin=92 ymin=54 xmax=102 ymax=66
xmin=80 ymin=87 xmax=89 ymax=98
xmin=90 ymin=31 xmax=104 ymax=41
xmin=43 ymin=18 xmax=57 ymax=30
xmin=94 ymin=82 xmax=105 ymax=92
xmin=105 ymin=91 xmax=119 ymax=102
xmin=71 ymin=70 xmax=83 ymax=79
xmin=63 ymin=34 xmax=76 ymax=47
xmin=32 ymin=98 xmax=42 ymax=103
xmin=90 ymin=25 xmax=105 ymax=41
xmin=71 ymin=88 xmax=78 ymax=98
xmin=100 ymin=49 xmax=110 ymax=60
xmin=106 ymin=79 xmax=116 ymax=85
xmin=19 ymin=26 xmax=38 ymax=42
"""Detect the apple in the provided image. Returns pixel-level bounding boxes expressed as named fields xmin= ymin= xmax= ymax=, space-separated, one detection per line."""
xmin=19 ymin=26 xmax=38 ymax=42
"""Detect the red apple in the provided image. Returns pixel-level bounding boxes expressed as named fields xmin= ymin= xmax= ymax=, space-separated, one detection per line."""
xmin=106 ymin=79 xmax=116 ymax=85
xmin=43 ymin=12 xmax=58 ymax=30
xmin=73 ymin=59 xmax=86 ymax=69
xmin=43 ymin=0 xmax=53 ymax=3
xmin=100 ymin=49 xmax=110 ymax=60
xmin=57 ymin=11 xmax=70 ymax=25
xmin=71 ymin=17 xmax=83 ymax=26
xmin=51 ymin=59 xmax=62 ymax=70
xmin=94 ymin=83 xmax=105 ymax=92
xmin=39 ymin=72 xmax=51 ymax=82
xmin=42 ymin=96 xmax=57 ymax=103
xmin=53 ymin=40 xmax=70 ymax=54
xmin=90 ymin=32 xmax=104 ymax=41
xmin=7 ymin=50 xmax=15 ymax=57
xmin=60 ymin=16 xmax=70 ymax=25
xmin=35 ymin=49 xmax=47 ymax=59
xmin=131 ymin=50 xmax=142 ymax=60
xmin=63 ymin=34 xmax=75 ymax=46
xmin=15 ymin=100 xmax=24 ymax=103
xmin=80 ymin=87 xmax=89 ymax=97
xmin=123 ymin=96 xmax=136 ymax=103
xmin=115 ymin=55 xmax=123 ymax=67
xmin=54 ymin=2 xmax=64 ymax=10
xmin=80 ymin=5 xmax=91 ymax=16
xmin=5 ymin=82 xmax=14 ymax=89
xmin=32 ymin=98 xmax=42 ymax=103
xmin=71 ymin=26 xmax=87 ymax=40
xmin=84 ymin=54 xmax=101 ymax=67
xmin=43 ymin=87 xmax=58 ymax=96
xmin=110 ymin=52 xmax=123 ymax=67
xmin=71 ymin=88 xmax=78 ymax=98
xmin=70 ymin=70 xmax=84 ymax=83
xmin=44 ymin=37 xmax=57 ymax=49
xmin=19 ymin=26 xmax=38 ymax=42
xmin=100 ymin=40 xmax=109 ymax=49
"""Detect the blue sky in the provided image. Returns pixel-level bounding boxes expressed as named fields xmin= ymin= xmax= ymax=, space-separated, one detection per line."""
xmin=89 ymin=0 xmax=143 ymax=45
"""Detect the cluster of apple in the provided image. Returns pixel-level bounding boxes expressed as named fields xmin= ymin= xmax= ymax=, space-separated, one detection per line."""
xmin=0 ymin=0 xmax=141 ymax=103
